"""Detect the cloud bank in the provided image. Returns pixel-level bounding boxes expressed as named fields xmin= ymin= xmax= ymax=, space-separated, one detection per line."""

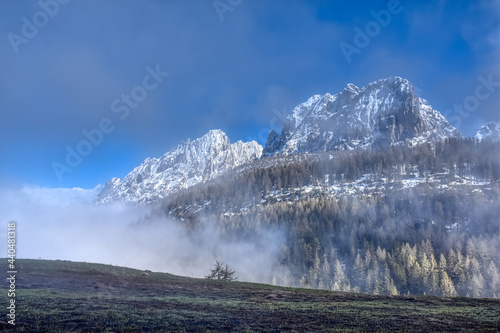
xmin=0 ymin=185 xmax=283 ymax=282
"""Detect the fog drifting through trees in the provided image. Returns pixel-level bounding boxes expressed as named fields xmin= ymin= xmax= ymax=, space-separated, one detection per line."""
xmin=159 ymin=138 xmax=500 ymax=297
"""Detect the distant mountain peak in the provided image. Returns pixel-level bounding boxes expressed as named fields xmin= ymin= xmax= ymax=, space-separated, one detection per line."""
xmin=94 ymin=129 xmax=262 ymax=205
xmin=263 ymin=76 xmax=459 ymax=156
xmin=475 ymin=122 xmax=500 ymax=142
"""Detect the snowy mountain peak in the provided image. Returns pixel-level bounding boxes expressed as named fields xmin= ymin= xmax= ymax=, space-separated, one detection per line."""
xmin=94 ymin=130 xmax=263 ymax=205
xmin=475 ymin=122 xmax=500 ymax=142
xmin=263 ymin=77 xmax=459 ymax=155
xmin=202 ymin=129 xmax=230 ymax=145
xmin=344 ymin=83 xmax=361 ymax=97
xmin=95 ymin=76 xmax=462 ymax=205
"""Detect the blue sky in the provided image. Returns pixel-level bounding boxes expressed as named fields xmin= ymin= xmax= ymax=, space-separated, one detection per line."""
xmin=1 ymin=0 xmax=499 ymax=189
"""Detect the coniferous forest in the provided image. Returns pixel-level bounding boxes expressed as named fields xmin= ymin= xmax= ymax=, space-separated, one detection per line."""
xmin=156 ymin=138 xmax=500 ymax=298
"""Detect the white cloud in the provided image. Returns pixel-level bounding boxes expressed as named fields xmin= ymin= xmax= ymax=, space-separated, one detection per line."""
xmin=0 ymin=185 xmax=284 ymax=282
xmin=0 ymin=185 xmax=149 ymax=261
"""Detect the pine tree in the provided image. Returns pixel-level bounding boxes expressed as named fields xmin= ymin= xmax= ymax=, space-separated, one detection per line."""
xmin=439 ymin=271 xmax=457 ymax=297
xmin=299 ymin=276 xmax=310 ymax=289
xmin=408 ymin=261 xmax=423 ymax=295
xmin=333 ymin=258 xmax=349 ymax=292
xmin=420 ymin=253 xmax=432 ymax=292
xmin=383 ymin=263 xmax=399 ymax=296
xmin=206 ymin=261 xmax=237 ymax=281
xmin=353 ymin=253 xmax=365 ymax=291
xmin=468 ymin=272 xmax=486 ymax=298
xmin=429 ymin=254 xmax=440 ymax=295
xmin=485 ymin=261 xmax=500 ymax=297
xmin=438 ymin=253 xmax=447 ymax=272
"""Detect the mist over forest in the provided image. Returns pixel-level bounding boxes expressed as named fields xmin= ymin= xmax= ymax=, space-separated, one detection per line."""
xmin=155 ymin=138 xmax=500 ymax=297
xmin=2 ymin=137 xmax=499 ymax=298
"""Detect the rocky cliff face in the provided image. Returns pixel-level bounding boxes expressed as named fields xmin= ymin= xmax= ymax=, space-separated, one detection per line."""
xmin=263 ymin=77 xmax=459 ymax=155
xmin=94 ymin=130 xmax=263 ymax=205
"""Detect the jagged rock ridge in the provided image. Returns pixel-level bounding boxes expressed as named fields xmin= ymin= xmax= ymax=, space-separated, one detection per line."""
xmin=96 ymin=77 xmax=462 ymax=205
xmin=263 ymin=77 xmax=460 ymax=155
xmin=94 ymin=129 xmax=263 ymax=205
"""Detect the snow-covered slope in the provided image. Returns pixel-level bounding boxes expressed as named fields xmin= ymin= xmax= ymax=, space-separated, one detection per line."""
xmin=475 ymin=122 xmax=500 ymax=142
xmin=94 ymin=130 xmax=263 ymax=205
xmin=264 ymin=77 xmax=460 ymax=155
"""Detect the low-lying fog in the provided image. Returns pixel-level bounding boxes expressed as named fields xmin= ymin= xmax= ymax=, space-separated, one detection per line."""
xmin=0 ymin=185 xmax=284 ymax=283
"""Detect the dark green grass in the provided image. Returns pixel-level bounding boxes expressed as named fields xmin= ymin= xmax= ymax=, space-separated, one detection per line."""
xmin=1 ymin=259 xmax=499 ymax=332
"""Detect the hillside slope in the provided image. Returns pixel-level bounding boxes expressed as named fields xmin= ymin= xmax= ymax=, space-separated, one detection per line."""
xmin=3 ymin=259 xmax=500 ymax=332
